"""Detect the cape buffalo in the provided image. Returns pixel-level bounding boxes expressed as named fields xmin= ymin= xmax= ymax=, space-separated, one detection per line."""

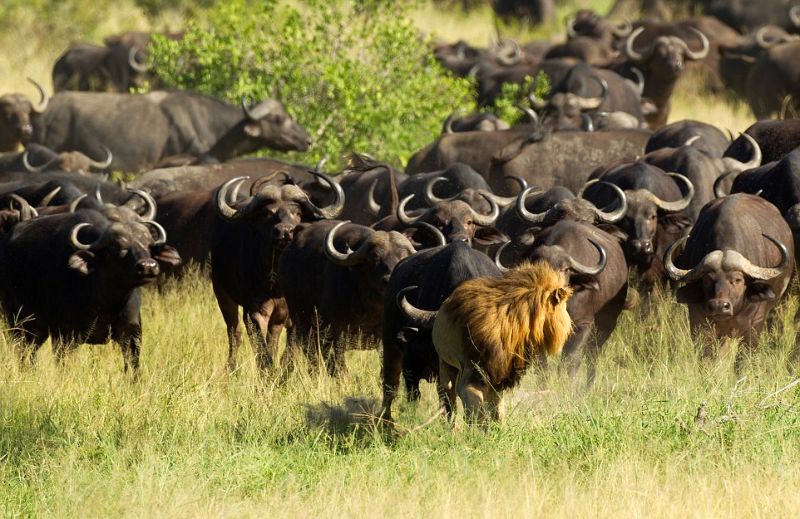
xmin=497 ymin=219 xmax=628 ymax=386
xmin=209 ymin=171 xmax=344 ymax=372
xmin=665 ymin=194 xmax=794 ymax=353
xmin=279 ymin=220 xmax=422 ymax=374
xmin=31 ymin=91 xmax=311 ymax=172
xmin=382 ymin=240 xmax=500 ymax=421
xmin=0 ymin=203 xmax=181 ymax=375
xmin=0 ymin=79 xmax=49 ymax=152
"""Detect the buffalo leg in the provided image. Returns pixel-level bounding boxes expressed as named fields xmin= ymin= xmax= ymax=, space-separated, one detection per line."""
xmin=438 ymin=361 xmax=459 ymax=420
xmin=381 ymin=342 xmax=404 ymax=421
xmin=114 ymin=324 xmax=142 ymax=379
xmin=214 ymin=289 xmax=242 ymax=372
xmin=562 ymin=325 xmax=592 ymax=382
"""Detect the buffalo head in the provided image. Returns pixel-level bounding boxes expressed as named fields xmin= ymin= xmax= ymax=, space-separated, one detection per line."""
xmin=624 ymin=27 xmax=710 ymax=76
xmin=396 ymin=190 xmax=502 ymax=245
xmin=0 ymin=78 xmax=49 ymax=151
xmin=324 ymin=220 xmax=417 ymax=288
xmin=68 ymin=206 xmax=180 ymax=285
xmin=665 ymin=233 xmax=789 ymax=321
xmin=215 ymin=169 xmax=344 ymax=248
xmin=240 ymin=98 xmax=312 ymax=152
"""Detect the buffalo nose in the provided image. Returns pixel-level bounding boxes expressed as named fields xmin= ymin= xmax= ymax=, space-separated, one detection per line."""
xmin=707 ymin=299 xmax=733 ymax=316
xmin=136 ymin=258 xmax=159 ymax=277
xmin=630 ymin=239 xmax=653 ymax=255
xmin=20 ymin=124 xmax=33 ymax=136
xmin=272 ymin=224 xmax=294 ymax=243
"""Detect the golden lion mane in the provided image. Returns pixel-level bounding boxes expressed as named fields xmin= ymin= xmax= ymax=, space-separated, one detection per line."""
xmin=436 ymin=261 xmax=573 ymax=389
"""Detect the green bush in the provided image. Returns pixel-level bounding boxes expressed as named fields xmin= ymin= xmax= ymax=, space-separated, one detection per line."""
xmin=492 ymin=71 xmax=551 ymax=126
xmin=149 ymin=0 xmax=476 ymax=166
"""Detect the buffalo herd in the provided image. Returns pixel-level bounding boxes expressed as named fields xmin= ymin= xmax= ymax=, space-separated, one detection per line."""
xmin=1 ymin=1 xmax=799 ymax=423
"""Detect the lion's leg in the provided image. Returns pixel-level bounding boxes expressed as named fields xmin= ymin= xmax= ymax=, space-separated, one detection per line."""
xmin=485 ymin=388 xmax=503 ymax=423
xmin=457 ymin=366 xmax=485 ymax=423
xmin=438 ymin=361 xmax=459 ymax=420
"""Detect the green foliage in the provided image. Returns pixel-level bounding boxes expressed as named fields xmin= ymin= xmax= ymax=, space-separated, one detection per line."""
xmin=492 ymin=71 xmax=550 ymax=125
xmin=149 ymin=0 xmax=475 ymax=166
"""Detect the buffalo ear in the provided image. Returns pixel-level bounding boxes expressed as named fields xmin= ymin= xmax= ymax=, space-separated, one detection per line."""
xmin=596 ymin=224 xmax=628 ymax=243
xmin=473 ymin=227 xmax=508 ymax=246
xmin=243 ymin=123 xmax=262 ymax=137
xmin=570 ymin=273 xmax=600 ymax=292
xmin=151 ymin=244 xmax=182 ymax=267
xmin=68 ymin=250 xmax=96 ymax=275
xmin=747 ymin=281 xmax=777 ymax=302
xmin=675 ymin=283 xmax=703 ymax=304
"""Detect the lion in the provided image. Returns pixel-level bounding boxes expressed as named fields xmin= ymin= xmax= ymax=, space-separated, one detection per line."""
xmin=432 ymin=261 xmax=573 ymax=423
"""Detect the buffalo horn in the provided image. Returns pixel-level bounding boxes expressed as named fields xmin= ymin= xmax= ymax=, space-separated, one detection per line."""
xmin=516 ymin=186 xmax=547 ymax=224
xmin=396 ymin=286 xmax=438 ymax=328
xmin=88 ymin=146 xmax=114 ymax=170
xmin=69 ymin=193 xmax=87 ymax=212
xmin=27 ymin=77 xmax=49 ymax=113
xmin=144 ymin=220 xmax=167 ymax=245
xmin=494 ymin=241 xmax=511 ymax=272
xmin=39 ymin=186 xmax=62 ymax=206
xmin=21 ymin=151 xmax=58 ymax=173
xmin=677 ymin=28 xmax=710 ymax=61
xmin=69 ymin=223 xmax=94 ymax=251
xmin=578 ymin=179 xmax=628 ymax=223
xmin=128 ymin=47 xmax=149 ymax=73
xmin=652 ymin=173 xmax=694 ymax=212
xmin=396 ymin=194 xmax=425 ymax=226
xmin=568 ymin=239 xmax=607 ymax=275
xmin=323 ymin=220 xmax=371 ymax=266
xmin=127 ymin=188 xmax=157 ymax=221
xmin=366 ymin=178 xmax=381 ymax=216
xmin=215 ymin=176 xmax=250 ymax=221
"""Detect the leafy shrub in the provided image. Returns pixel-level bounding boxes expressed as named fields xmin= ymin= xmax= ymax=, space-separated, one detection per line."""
xmin=492 ymin=71 xmax=550 ymax=126
xmin=150 ymin=0 xmax=476 ymax=166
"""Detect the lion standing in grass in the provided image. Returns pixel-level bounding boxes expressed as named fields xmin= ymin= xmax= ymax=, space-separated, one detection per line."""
xmin=432 ymin=261 xmax=573 ymax=423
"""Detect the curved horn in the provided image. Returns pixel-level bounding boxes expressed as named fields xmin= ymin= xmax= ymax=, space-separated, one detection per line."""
xmin=69 ymin=193 xmax=87 ymax=212
xmin=128 ymin=47 xmax=149 ymax=73
xmin=396 ymin=286 xmax=438 ymax=328
xmin=366 ymin=178 xmax=381 ymax=216
xmin=663 ymin=235 xmax=690 ymax=281
xmin=721 ymin=132 xmax=762 ymax=173
xmin=215 ymin=176 xmax=250 ymax=221
xmin=680 ymin=27 xmax=710 ymax=61
xmin=87 ymin=146 xmax=113 ymax=170
xmin=69 ymin=223 xmax=94 ymax=251
xmin=528 ymin=92 xmax=547 ymax=111
xmin=516 ymin=104 xmax=539 ymax=125
xmin=27 ymin=77 xmax=49 ymax=113
xmin=324 ymin=221 xmax=367 ymax=266
xmin=505 ymin=175 xmax=528 ymax=193
xmin=470 ymin=192 xmax=500 ymax=226
xmin=624 ymin=26 xmax=651 ymax=61
xmin=566 ymin=17 xmax=577 ymax=39
xmin=413 ymin=221 xmax=446 ymax=248
xmin=575 ymin=76 xmax=608 ymax=110
xmin=581 ymin=113 xmax=595 ymax=132
xmin=790 ymin=6 xmax=800 ymax=28
xmin=737 ymin=234 xmax=789 ymax=280
xmin=307 ymin=168 xmax=345 ymax=219
xmin=628 ymin=66 xmax=645 ymax=96
xmin=477 ymin=189 xmax=517 ymax=208
xmin=684 ymin=135 xmax=701 ymax=146
xmin=494 ymin=241 xmax=511 ymax=272
xmin=397 ymin=194 xmax=425 ymax=226
xmin=21 ymin=150 xmax=58 ymax=173
xmin=249 ymin=169 xmax=293 ymax=196
xmin=127 ymin=188 xmax=157 ymax=221
xmin=652 ymin=173 xmax=694 ymax=212
xmin=579 ymin=179 xmax=628 ymax=223
xmin=39 ymin=186 xmax=61 ymax=206
xmin=240 ymin=97 xmax=256 ymax=121
xmin=613 ymin=19 xmax=633 ymax=37
xmin=424 ymin=176 xmax=451 ymax=205
xmin=144 ymin=220 xmax=167 ymax=245
xmin=496 ymin=40 xmax=521 ymax=66
xmin=516 ymin=186 xmax=548 ymax=224
xmin=315 ymin=157 xmax=327 ymax=174
xmin=442 ymin=108 xmax=466 ymax=134
xmin=568 ymin=239 xmax=607 ymax=275
xmin=94 ymin=183 xmax=104 ymax=205
xmin=8 ymin=194 xmax=37 ymax=220
xmin=755 ymin=26 xmax=780 ymax=48
xmin=713 ymin=171 xmax=733 ymax=198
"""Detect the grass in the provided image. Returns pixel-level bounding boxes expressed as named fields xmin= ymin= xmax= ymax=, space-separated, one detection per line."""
xmin=1 ymin=270 xmax=799 ymax=517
